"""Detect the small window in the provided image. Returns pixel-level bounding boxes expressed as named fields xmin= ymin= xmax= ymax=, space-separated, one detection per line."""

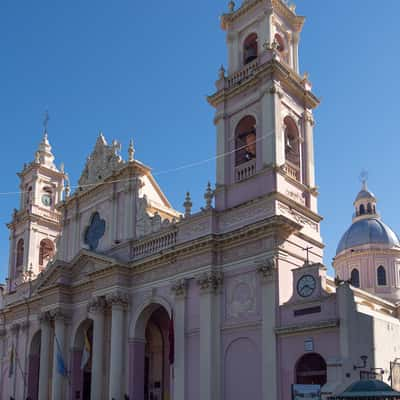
xmin=351 ymin=268 xmax=360 ymax=288
xmin=284 ymin=116 xmax=300 ymax=168
xmin=359 ymin=204 xmax=366 ymax=215
xmin=243 ymin=33 xmax=258 ymax=65
xmin=16 ymin=239 xmax=24 ymax=269
xmin=377 ymin=266 xmax=387 ymax=286
xmin=367 ymin=203 xmax=372 ymax=214
xmin=39 ymin=239 xmax=54 ymax=267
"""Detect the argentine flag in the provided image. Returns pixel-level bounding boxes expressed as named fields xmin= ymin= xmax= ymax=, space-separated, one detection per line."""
xmin=80 ymin=329 xmax=91 ymax=370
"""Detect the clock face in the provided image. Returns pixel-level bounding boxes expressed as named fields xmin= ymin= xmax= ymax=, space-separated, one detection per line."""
xmin=41 ymin=194 xmax=52 ymax=207
xmin=297 ymin=275 xmax=316 ymax=298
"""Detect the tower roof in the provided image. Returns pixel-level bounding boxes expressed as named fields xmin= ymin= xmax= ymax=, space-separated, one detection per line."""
xmin=35 ymin=132 xmax=57 ymax=170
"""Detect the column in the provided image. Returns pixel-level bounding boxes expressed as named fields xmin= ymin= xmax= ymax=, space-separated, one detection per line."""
xmin=9 ymin=323 xmax=20 ymax=399
xmin=88 ymin=297 xmax=106 ymax=400
xmin=197 ymin=271 xmax=223 ymax=400
xmin=51 ymin=309 xmax=67 ymax=400
xmin=257 ymin=258 xmax=278 ymax=400
xmin=107 ymin=292 xmax=128 ymax=400
xmin=303 ymin=111 xmax=315 ymax=188
xmin=124 ymin=181 xmax=133 ymax=240
xmin=293 ymin=32 xmax=300 ymax=73
xmin=0 ymin=328 xmax=6 ymax=398
xmin=261 ymin=85 xmax=283 ymax=168
xmin=38 ymin=312 xmax=51 ymax=400
xmin=172 ymin=279 xmax=188 ymax=400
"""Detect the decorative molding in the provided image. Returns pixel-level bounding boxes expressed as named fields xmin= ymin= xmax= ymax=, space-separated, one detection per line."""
xmin=171 ymin=278 xmax=188 ymax=299
xmin=256 ymin=257 xmax=277 ymax=282
xmin=227 ymin=273 xmax=257 ymax=319
xmin=87 ymin=296 xmax=107 ymax=314
xmin=106 ymin=291 xmax=129 ymax=309
xmin=197 ymin=271 xmax=223 ymax=294
xmin=39 ymin=311 xmax=51 ymax=324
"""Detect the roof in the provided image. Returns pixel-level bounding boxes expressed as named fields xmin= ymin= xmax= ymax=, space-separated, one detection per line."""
xmin=336 ymin=218 xmax=400 ymax=255
xmin=330 ymin=380 xmax=400 ymax=399
xmin=355 ymin=188 xmax=376 ymax=202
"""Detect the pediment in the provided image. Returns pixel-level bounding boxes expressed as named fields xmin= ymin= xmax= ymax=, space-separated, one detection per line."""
xmin=35 ymin=249 xmax=124 ymax=291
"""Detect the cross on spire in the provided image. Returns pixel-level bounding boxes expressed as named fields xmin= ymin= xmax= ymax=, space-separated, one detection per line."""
xmin=360 ymin=169 xmax=369 ymax=190
xmin=43 ymin=110 xmax=50 ymax=134
xmin=303 ymin=246 xmax=313 ymax=265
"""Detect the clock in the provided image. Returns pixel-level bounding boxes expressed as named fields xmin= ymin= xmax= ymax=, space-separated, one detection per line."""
xmin=297 ymin=275 xmax=316 ymax=298
xmin=41 ymin=194 xmax=52 ymax=207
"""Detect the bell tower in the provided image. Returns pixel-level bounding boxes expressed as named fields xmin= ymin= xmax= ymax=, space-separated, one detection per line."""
xmin=208 ymin=0 xmax=320 ymax=214
xmin=7 ymin=127 xmax=66 ymax=289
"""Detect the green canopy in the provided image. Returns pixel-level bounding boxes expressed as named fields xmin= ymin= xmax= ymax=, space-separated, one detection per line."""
xmin=329 ymin=380 xmax=400 ymax=399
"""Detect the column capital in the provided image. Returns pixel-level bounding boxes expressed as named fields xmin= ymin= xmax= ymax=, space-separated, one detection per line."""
xmin=20 ymin=320 xmax=30 ymax=331
xmin=197 ymin=271 xmax=223 ymax=294
xmin=106 ymin=291 xmax=129 ymax=309
xmin=256 ymin=257 xmax=277 ymax=283
xmin=10 ymin=322 xmax=20 ymax=334
xmin=39 ymin=311 xmax=52 ymax=324
xmin=303 ymin=110 xmax=315 ymax=126
xmin=49 ymin=307 xmax=69 ymax=322
xmin=87 ymin=296 xmax=107 ymax=314
xmin=171 ymin=278 xmax=188 ymax=299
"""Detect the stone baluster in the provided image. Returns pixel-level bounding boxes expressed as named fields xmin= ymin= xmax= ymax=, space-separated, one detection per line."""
xmin=256 ymin=257 xmax=278 ymax=400
xmin=197 ymin=271 xmax=223 ymax=400
xmin=107 ymin=291 xmax=129 ymax=400
xmin=171 ymin=279 xmax=188 ymax=400
xmin=38 ymin=312 xmax=51 ymax=400
xmin=88 ymin=296 xmax=106 ymax=400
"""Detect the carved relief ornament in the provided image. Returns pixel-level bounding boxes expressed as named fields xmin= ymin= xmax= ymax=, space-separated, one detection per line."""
xmin=256 ymin=257 xmax=277 ymax=282
xmin=197 ymin=271 xmax=224 ymax=294
xmin=106 ymin=291 xmax=129 ymax=309
xmin=171 ymin=279 xmax=188 ymax=298
xmin=87 ymin=296 xmax=107 ymax=314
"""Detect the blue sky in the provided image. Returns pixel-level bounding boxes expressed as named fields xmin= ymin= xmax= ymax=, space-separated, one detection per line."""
xmin=0 ymin=0 xmax=399 ymax=281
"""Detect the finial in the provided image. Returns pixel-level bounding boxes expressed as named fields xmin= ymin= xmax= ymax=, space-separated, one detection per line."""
xmin=128 ymin=139 xmax=135 ymax=162
xmin=43 ymin=110 xmax=50 ymax=134
xmin=360 ymin=169 xmax=368 ymax=190
xmin=204 ymin=182 xmax=214 ymax=210
xmin=65 ymin=175 xmax=71 ymax=198
xmin=34 ymin=151 xmax=40 ymax=164
xmin=60 ymin=162 xmax=65 ymax=173
xmin=183 ymin=192 xmax=192 ymax=218
xmin=218 ymin=65 xmax=226 ymax=80
xmin=228 ymin=0 xmax=235 ymax=12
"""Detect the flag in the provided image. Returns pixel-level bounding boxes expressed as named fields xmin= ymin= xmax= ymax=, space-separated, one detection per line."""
xmin=8 ymin=344 xmax=14 ymax=378
xmin=55 ymin=336 xmax=67 ymax=376
xmin=168 ymin=312 xmax=174 ymax=365
xmin=80 ymin=328 xmax=91 ymax=370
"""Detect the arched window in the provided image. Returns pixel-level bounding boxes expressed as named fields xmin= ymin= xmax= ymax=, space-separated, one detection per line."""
xmin=243 ymin=33 xmax=258 ymax=65
xmin=377 ymin=266 xmax=387 ymax=286
xmin=351 ymin=268 xmax=360 ymax=288
xmin=26 ymin=186 xmax=32 ymax=206
xmin=16 ymin=239 xmax=24 ymax=269
xmin=296 ymin=353 xmax=327 ymax=386
xmin=235 ymin=116 xmax=257 ymax=166
xmin=284 ymin=116 xmax=301 ymax=169
xmin=359 ymin=204 xmax=366 ymax=215
xmin=367 ymin=203 xmax=372 ymax=214
xmin=39 ymin=239 xmax=54 ymax=267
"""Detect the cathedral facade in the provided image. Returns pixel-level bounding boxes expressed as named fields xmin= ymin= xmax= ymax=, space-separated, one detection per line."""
xmin=1 ymin=1 xmax=400 ymax=400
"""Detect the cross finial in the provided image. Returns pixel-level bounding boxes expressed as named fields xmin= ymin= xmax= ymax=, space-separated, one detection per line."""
xmin=360 ymin=169 xmax=368 ymax=190
xmin=303 ymin=246 xmax=313 ymax=265
xmin=43 ymin=110 xmax=50 ymax=134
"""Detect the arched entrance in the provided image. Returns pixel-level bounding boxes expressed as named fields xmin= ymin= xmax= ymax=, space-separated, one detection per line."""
xmin=296 ymin=353 xmax=327 ymax=386
xmin=71 ymin=320 xmax=93 ymax=400
xmin=27 ymin=330 xmax=41 ymax=400
xmin=130 ymin=303 xmax=172 ymax=400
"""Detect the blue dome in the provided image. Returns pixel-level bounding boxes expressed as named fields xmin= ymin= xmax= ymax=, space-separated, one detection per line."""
xmin=336 ymin=218 xmax=400 ymax=255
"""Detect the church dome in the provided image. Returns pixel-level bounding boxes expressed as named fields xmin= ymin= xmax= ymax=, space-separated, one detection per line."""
xmin=336 ymin=218 xmax=400 ymax=255
xmin=355 ymin=188 xmax=375 ymax=202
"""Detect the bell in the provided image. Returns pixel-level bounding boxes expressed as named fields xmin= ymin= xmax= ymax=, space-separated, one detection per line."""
xmin=244 ymin=46 xmax=257 ymax=64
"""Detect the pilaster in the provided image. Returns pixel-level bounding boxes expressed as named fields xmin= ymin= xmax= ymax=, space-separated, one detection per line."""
xmin=88 ymin=296 xmax=106 ymax=400
xmin=197 ymin=271 xmax=223 ymax=400
xmin=171 ymin=278 xmax=188 ymax=400
xmin=38 ymin=312 xmax=51 ymax=400
xmin=256 ymin=257 xmax=278 ymax=400
xmin=107 ymin=291 xmax=129 ymax=400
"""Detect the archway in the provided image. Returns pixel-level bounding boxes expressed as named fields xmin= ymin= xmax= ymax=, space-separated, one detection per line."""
xmin=130 ymin=303 xmax=172 ymax=400
xmin=295 ymin=353 xmax=327 ymax=386
xmin=27 ymin=330 xmax=41 ymax=400
xmin=71 ymin=319 xmax=93 ymax=400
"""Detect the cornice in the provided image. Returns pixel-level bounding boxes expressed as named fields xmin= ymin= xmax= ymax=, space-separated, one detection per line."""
xmin=276 ymin=319 xmax=339 ymax=336
xmin=208 ymin=59 xmax=319 ymax=110
xmin=221 ymin=0 xmax=305 ymax=32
